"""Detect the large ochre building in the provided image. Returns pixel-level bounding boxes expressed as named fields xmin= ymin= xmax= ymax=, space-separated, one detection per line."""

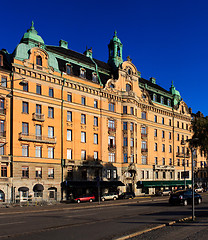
xmin=0 ymin=23 xmax=207 ymax=202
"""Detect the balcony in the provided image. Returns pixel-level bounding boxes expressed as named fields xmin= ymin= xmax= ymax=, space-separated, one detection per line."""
xmin=32 ymin=113 xmax=45 ymax=122
xmin=141 ymin=133 xmax=147 ymax=138
xmin=141 ymin=148 xmax=148 ymax=153
xmin=0 ymin=108 xmax=6 ymax=115
xmin=19 ymin=132 xmax=56 ymax=144
xmin=108 ymin=127 xmax=116 ymax=133
xmin=108 ymin=144 xmax=116 ymax=151
xmin=176 ymin=152 xmax=190 ymax=158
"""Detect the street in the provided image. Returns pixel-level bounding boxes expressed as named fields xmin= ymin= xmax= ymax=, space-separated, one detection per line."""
xmin=0 ymin=194 xmax=208 ymax=240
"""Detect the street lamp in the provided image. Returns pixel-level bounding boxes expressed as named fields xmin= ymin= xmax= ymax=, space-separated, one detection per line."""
xmin=181 ymin=140 xmax=187 ymax=189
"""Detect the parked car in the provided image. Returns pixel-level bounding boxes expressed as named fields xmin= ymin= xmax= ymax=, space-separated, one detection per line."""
xmin=169 ymin=190 xmax=202 ymax=206
xmin=74 ymin=194 xmax=95 ymax=203
xmin=195 ymin=187 xmax=203 ymax=193
xmin=101 ymin=192 xmax=118 ymax=201
xmin=155 ymin=190 xmax=171 ymax=196
xmin=119 ymin=192 xmax=135 ymax=199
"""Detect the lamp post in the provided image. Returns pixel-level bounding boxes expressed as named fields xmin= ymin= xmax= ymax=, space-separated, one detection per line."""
xmin=191 ymin=147 xmax=195 ymax=221
xmin=181 ymin=140 xmax=187 ymax=189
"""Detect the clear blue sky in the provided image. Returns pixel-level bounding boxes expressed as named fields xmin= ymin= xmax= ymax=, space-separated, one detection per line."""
xmin=1 ymin=0 xmax=208 ymax=115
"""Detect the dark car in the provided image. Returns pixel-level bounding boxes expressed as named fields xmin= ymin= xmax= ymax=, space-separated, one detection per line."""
xmin=74 ymin=194 xmax=95 ymax=203
xmin=119 ymin=192 xmax=135 ymax=199
xmin=169 ymin=190 xmax=202 ymax=206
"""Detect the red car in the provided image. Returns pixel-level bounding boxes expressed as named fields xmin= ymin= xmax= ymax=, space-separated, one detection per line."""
xmin=74 ymin=194 xmax=95 ymax=203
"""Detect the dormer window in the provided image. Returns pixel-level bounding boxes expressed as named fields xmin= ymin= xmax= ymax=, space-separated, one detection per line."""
xmin=126 ymin=84 xmax=131 ymax=92
xmin=80 ymin=68 xmax=86 ymax=78
xmin=0 ymin=55 xmax=3 ymax=67
xmin=66 ymin=64 xmax=71 ymax=75
xmin=153 ymin=94 xmax=157 ymax=102
xmin=167 ymin=99 xmax=171 ymax=106
xmin=36 ymin=56 xmax=42 ymax=66
xmin=92 ymin=73 xmax=98 ymax=83
xmin=160 ymin=96 xmax=164 ymax=104
xmin=1 ymin=76 xmax=7 ymax=88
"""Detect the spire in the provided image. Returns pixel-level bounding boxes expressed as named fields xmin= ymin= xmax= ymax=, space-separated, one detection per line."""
xmin=108 ymin=31 xmax=123 ymax=69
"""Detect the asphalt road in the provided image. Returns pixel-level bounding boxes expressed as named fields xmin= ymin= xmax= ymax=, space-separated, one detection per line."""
xmin=0 ymin=194 xmax=208 ymax=240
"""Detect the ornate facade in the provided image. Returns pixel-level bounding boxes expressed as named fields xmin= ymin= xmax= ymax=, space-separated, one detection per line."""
xmin=0 ymin=23 xmax=207 ymax=202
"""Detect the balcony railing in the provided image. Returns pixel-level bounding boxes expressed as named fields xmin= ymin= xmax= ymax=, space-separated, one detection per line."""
xmin=108 ymin=127 xmax=116 ymax=132
xmin=108 ymin=144 xmax=116 ymax=150
xmin=0 ymin=131 xmax=6 ymax=137
xmin=0 ymin=108 xmax=6 ymax=115
xmin=19 ymin=132 xmax=56 ymax=143
xmin=32 ymin=113 xmax=45 ymax=122
xmin=141 ymin=133 xmax=147 ymax=138
xmin=141 ymin=148 xmax=148 ymax=152
xmin=176 ymin=152 xmax=190 ymax=158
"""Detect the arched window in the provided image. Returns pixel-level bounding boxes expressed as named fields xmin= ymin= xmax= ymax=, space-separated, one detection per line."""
xmin=36 ymin=56 xmax=42 ymax=66
xmin=153 ymin=94 xmax=157 ymax=102
xmin=66 ymin=64 xmax=71 ymax=75
xmin=160 ymin=96 xmax=164 ymax=104
xmin=126 ymin=84 xmax=131 ymax=92
xmin=167 ymin=99 xmax=171 ymax=106
xmin=117 ymin=47 xmax=120 ymax=57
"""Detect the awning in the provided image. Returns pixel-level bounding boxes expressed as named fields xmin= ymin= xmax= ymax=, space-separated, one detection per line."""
xmin=48 ymin=187 xmax=57 ymax=191
xmin=33 ymin=184 xmax=44 ymax=192
xmin=63 ymin=180 xmax=124 ymax=188
xmin=18 ymin=187 xmax=29 ymax=192
xmin=137 ymin=180 xmax=192 ymax=188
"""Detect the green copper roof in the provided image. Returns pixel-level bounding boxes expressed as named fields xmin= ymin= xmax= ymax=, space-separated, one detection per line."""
xmin=170 ymin=81 xmax=181 ymax=105
xmin=112 ymin=30 xmax=122 ymax=44
xmin=20 ymin=21 xmax=44 ymax=46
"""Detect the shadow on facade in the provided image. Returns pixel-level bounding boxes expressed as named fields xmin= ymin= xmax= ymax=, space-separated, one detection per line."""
xmin=62 ymin=155 xmax=124 ymax=201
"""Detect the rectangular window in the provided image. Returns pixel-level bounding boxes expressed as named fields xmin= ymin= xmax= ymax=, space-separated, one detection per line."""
xmin=48 ymin=147 xmax=54 ymax=159
xmin=123 ymin=137 xmax=128 ymax=146
xmin=130 ymin=107 xmax=134 ymax=115
xmin=80 ymin=69 xmax=86 ymax=78
xmin=22 ymin=102 xmax=29 ymax=114
xmin=1 ymin=76 xmax=7 ymax=87
xmin=154 ymin=143 xmax=158 ymax=151
xmin=141 ymin=170 xmax=144 ymax=179
xmin=141 ymin=141 xmax=146 ymax=150
xmin=81 ymin=150 xmax=86 ymax=160
xmin=22 ymin=145 xmax=28 ymax=157
xmin=162 ymin=131 xmax=165 ymax=138
xmin=169 ymin=158 xmax=172 ymax=165
xmin=66 ymin=65 xmax=71 ymax=75
xmin=130 ymin=138 xmax=134 ymax=147
xmin=162 ymin=117 xmax=164 ymax=124
xmin=94 ymin=133 xmax=98 ymax=144
xmin=67 ymin=111 xmax=72 ymax=121
xmin=94 ymin=117 xmax=98 ymax=126
xmin=146 ymin=171 xmax=149 ymax=179
xmin=155 ymin=172 xmax=158 ymax=179
xmin=35 ymin=167 xmax=42 ymax=178
xmin=169 ymin=119 xmax=171 ymax=126
xmin=108 ymin=120 xmax=115 ymax=129
xmin=155 ymin=157 xmax=158 ymax=165
xmin=67 ymin=149 xmax=72 ymax=160
xmin=109 ymin=103 xmax=115 ymax=112
xmin=36 ymin=104 xmax=41 ymax=114
xmin=48 ymin=126 xmax=54 ymax=138
xmin=154 ymin=115 xmax=157 ymax=123
xmin=35 ymin=124 xmax=42 ymax=138
xmin=81 ymin=96 xmax=86 ymax=105
xmin=178 ymin=172 xmax=180 ymax=179
xmin=162 ymin=144 xmax=165 ymax=152
xmin=163 ymin=172 xmax=166 ymax=179
xmin=177 ymin=134 xmax=180 ymax=141
xmin=35 ymin=146 xmax=42 ymax=158
xmin=142 ymin=156 xmax=147 ymax=164
xmin=23 ymin=81 xmax=28 ymax=92
xmin=94 ymin=100 xmax=98 ymax=108
xmin=48 ymin=168 xmax=54 ymax=178
xmin=154 ymin=129 xmax=157 ymax=137
xmin=81 ymin=132 xmax=86 ymax=143
xmin=170 ymin=172 xmax=173 ymax=179
xmin=123 ymin=106 xmax=127 ymax=114
xmin=113 ymin=170 xmax=117 ymax=179
xmin=108 ymin=153 xmax=115 ymax=162
xmin=94 ymin=151 xmax=98 ymax=160
xmin=169 ymin=145 xmax=172 ymax=153
xmin=0 ymin=146 xmax=4 ymax=155
xmin=1 ymin=164 xmax=7 ymax=177
xmin=49 ymin=87 xmax=54 ymax=97
xmin=130 ymin=122 xmax=134 ymax=131
xmin=162 ymin=158 xmax=165 ymax=165
xmin=123 ymin=153 xmax=128 ymax=163
xmin=67 ymin=129 xmax=72 ymax=141
xmin=81 ymin=114 xmax=86 ymax=124
xmin=169 ymin=132 xmax=172 ymax=140
xmin=22 ymin=122 xmax=29 ymax=135
xmin=22 ymin=166 xmax=29 ymax=178
xmin=48 ymin=107 xmax=54 ymax=118
xmin=67 ymin=93 xmax=72 ymax=102
xmin=141 ymin=127 xmax=146 ymax=134
xmin=123 ymin=122 xmax=128 ymax=130
xmin=141 ymin=112 xmax=146 ymax=119
xmin=36 ymin=84 xmax=41 ymax=95
xmin=177 ymin=159 xmax=180 ymax=166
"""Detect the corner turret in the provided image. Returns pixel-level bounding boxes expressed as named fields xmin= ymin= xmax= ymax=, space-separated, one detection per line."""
xmin=170 ymin=81 xmax=181 ymax=106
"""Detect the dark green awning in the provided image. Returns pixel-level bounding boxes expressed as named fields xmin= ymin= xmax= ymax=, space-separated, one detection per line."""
xmin=137 ymin=180 xmax=192 ymax=188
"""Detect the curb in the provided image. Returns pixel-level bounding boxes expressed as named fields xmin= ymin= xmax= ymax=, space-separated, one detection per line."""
xmin=115 ymin=216 xmax=193 ymax=240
